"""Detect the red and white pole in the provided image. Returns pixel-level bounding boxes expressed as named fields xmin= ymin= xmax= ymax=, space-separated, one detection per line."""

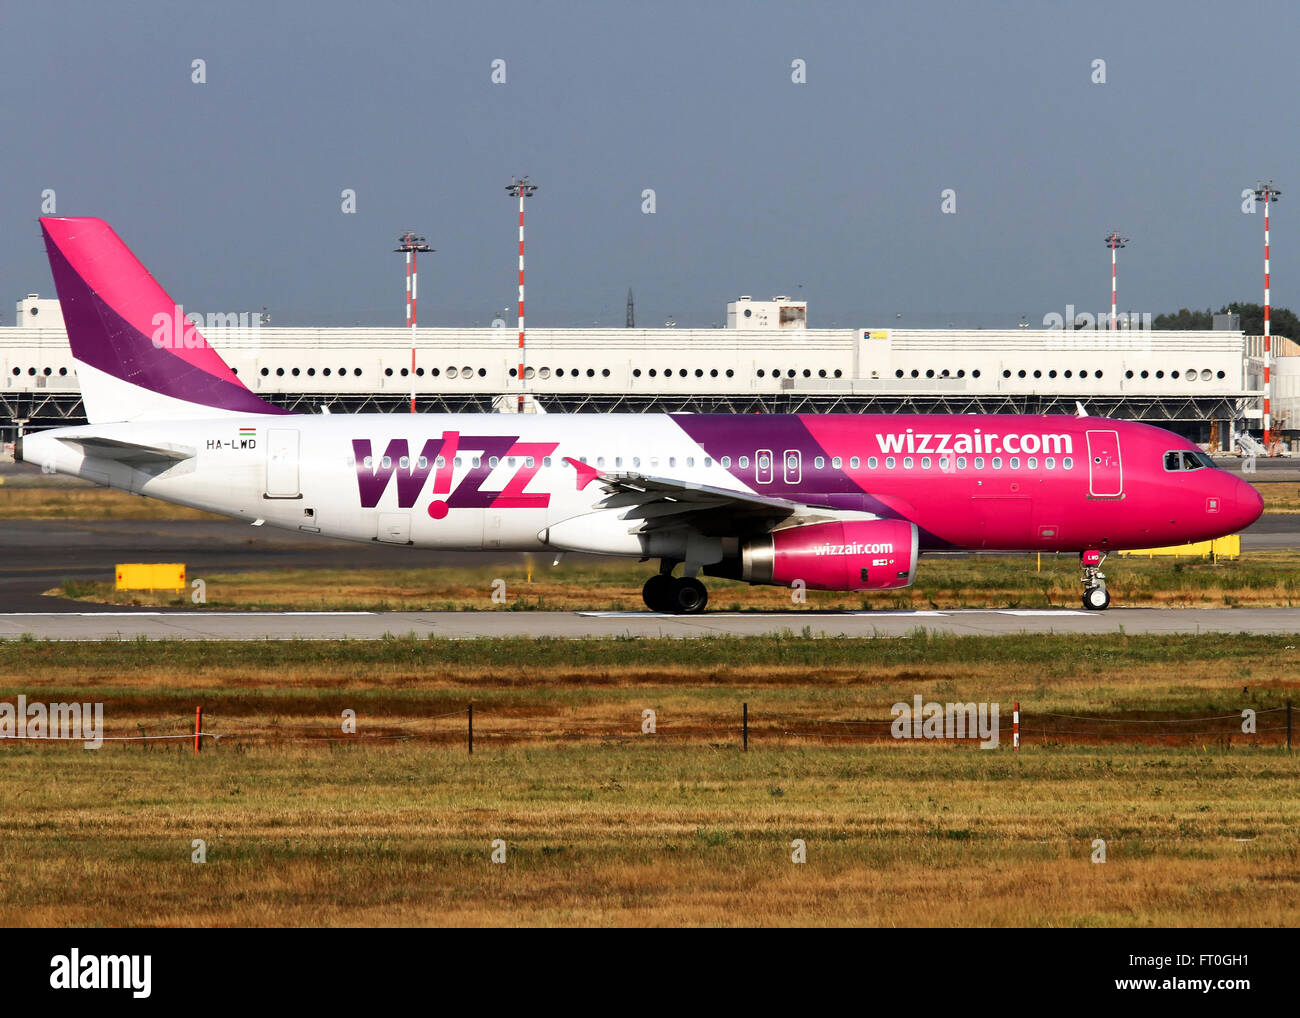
xmin=1013 ymin=700 xmax=1020 ymax=751
xmin=1264 ymin=196 xmax=1273 ymax=446
xmin=1110 ymin=244 xmax=1117 ymax=331
xmin=406 ymin=251 xmax=416 ymax=413
xmin=517 ymin=192 xmax=526 ymax=413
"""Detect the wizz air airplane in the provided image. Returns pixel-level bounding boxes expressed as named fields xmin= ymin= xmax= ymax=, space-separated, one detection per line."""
xmin=20 ymin=217 xmax=1264 ymax=613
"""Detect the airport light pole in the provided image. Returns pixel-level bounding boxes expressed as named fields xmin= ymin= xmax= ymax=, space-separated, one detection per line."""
xmin=1253 ymin=182 xmax=1281 ymax=446
xmin=394 ymin=231 xmax=434 ymax=413
xmin=506 ymin=176 xmax=538 ymax=413
xmin=1104 ymin=232 xmax=1127 ymax=330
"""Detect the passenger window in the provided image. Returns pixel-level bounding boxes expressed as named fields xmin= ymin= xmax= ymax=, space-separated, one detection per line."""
xmin=434 ymin=456 xmax=444 ymax=468
xmin=1027 ymin=457 xmax=1038 ymax=469
xmin=526 ymin=456 xmax=535 ymax=468
xmin=814 ymin=456 xmax=825 ymax=469
xmin=1062 ymin=457 xmax=1072 ymax=469
xmin=381 ymin=456 xmax=392 ymax=469
xmin=832 ymin=456 xmax=843 ymax=468
xmin=1009 ymin=457 xmax=1019 ymax=469
xmin=991 ymin=456 xmax=1002 ymax=469
xmin=921 ymin=457 xmax=931 ymax=469
xmin=850 ymin=456 xmax=861 ymax=469
xmin=739 ymin=456 xmax=749 ymax=468
xmin=903 ymin=456 xmax=914 ymax=469
xmin=1045 ymin=457 xmax=1055 ymax=469
xmin=363 ymin=456 xmax=374 ymax=469
xmin=885 ymin=456 xmax=895 ymax=469
xmin=868 ymin=456 xmax=879 ymax=469
xmin=721 ymin=456 xmax=731 ymax=468
xmin=488 ymin=457 xmax=499 ymax=468
xmin=974 ymin=456 xmax=983 ymax=469
xmin=956 ymin=457 xmax=966 ymax=469
xmin=399 ymin=456 xmax=410 ymax=469
xmin=417 ymin=456 xmax=428 ymax=469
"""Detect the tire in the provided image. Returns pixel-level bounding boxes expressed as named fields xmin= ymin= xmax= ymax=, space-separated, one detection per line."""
xmin=642 ymin=574 xmax=674 ymax=613
xmin=1082 ymin=586 xmax=1110 ymax=611
xmin=670 ymin=577 xmax=709 ymax=614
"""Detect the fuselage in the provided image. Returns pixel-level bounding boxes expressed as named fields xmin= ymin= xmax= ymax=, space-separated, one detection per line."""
xmin=23 ymin=412 xmax=1262 ymax=556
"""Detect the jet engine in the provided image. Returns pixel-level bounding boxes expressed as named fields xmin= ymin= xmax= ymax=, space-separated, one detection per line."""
xmin=709 ymin=519 xmax=918 ymax=591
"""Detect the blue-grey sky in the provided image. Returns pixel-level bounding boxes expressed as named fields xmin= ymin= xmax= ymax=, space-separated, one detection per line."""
xmin=0 ymin=0 xmax=1293 ymax=328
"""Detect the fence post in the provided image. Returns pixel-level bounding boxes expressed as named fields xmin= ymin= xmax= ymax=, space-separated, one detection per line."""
xmin=468 ymin=703 xmax=473 ymax=755
xmin=194 ymin=706 xmax=202 ymax=756
xmin=743 ymin=702 xmax=748 ymax=752
xmin=1013 ymin=701 xmax=1020 ymax=752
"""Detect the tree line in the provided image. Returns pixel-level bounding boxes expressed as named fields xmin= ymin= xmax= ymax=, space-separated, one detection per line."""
xmin=1153 ymin=302 xmax=1298 ymax=337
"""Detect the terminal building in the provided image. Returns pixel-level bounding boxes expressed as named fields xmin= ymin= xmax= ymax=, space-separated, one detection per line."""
xmin=1 ymin=293 xmax=1288 ymax=451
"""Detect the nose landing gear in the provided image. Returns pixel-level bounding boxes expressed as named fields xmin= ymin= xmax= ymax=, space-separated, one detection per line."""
xmin=642 ymin=562 xmax=709 ymax=614
xmin=1080 ymin=549 xmax=1110 ymax=610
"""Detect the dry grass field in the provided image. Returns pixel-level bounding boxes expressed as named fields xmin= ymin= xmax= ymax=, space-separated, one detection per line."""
xmin=0 ymin=636 xmax=1296 ymax=927
xmin=0 ymin=485 xmax=220 ymax=521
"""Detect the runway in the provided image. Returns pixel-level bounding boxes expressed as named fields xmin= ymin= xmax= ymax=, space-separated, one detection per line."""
xmin=1 ymin=607 xmax=1298 ymax=640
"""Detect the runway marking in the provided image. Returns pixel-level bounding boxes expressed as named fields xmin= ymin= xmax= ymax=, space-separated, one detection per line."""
xmin=991 ymin=610 xmax=1091 ymax=617
xmin=577 ymin=610 xmax=953 ymax=619
xmin=0 ymin=611 xmax=376 ymax=617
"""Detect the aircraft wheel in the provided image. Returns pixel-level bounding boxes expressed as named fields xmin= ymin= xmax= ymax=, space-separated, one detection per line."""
xmin=1082 ymin=585 xmax=1110 ymax=611
xmin=670 ymin=577 xmax=709 ymax=614
xmin=642 ymin=574 xmax=675 ymax=613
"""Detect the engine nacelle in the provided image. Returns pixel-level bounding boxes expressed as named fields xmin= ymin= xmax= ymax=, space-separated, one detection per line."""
xmin=737 ymin=519 xmax=918 ymax=591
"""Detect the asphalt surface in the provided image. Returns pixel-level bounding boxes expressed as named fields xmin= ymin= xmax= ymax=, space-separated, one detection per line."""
xmin=0 ymin=607 xmax=1298 ymax=640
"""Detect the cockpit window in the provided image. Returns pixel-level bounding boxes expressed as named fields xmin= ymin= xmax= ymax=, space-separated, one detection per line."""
xmin=1163 ymin=450 xmax=1215 ymax=471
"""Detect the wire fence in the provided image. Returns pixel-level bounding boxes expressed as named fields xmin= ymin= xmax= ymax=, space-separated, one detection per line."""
xmin=0 ymin=700 xmax=1292 ymax=753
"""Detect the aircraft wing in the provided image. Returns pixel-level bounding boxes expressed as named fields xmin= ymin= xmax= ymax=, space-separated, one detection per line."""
xmin=576 ymin=462 xmax=843 ymax=537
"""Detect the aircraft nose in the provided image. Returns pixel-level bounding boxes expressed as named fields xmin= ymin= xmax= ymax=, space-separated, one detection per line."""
xmin=1231 ymin=478 xmax=1264 ymax=530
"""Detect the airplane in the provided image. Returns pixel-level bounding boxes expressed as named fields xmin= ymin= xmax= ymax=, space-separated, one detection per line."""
xmin=19 ymin=217 xmax=1264 ymax=613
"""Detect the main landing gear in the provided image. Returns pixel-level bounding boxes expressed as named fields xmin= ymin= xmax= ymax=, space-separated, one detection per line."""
xmin=642 ymin=562 xmax=709 ymax=614
xmin=1080 ymin=549 xmax=1110 ymax=611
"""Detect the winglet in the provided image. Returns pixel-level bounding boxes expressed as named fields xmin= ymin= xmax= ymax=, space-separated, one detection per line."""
xmin=565 ymin=456 xmax=602 ymax=490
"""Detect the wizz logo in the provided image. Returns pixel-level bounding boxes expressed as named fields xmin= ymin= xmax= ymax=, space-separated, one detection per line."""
xmin=352 ymin=433 xmax=557 ymax=514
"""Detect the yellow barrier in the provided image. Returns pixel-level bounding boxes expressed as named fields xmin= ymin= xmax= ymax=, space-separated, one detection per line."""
xmin=1118 ymin=535 xmax=1240 ymax=561
xmin=116 ymin=563 xmax=187 ymax=591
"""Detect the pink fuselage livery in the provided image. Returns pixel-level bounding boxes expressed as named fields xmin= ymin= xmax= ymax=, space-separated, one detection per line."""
xmin=334 ymin=411 xmax=1261 ymax=554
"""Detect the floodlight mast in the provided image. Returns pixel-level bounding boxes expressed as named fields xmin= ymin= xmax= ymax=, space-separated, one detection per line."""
xmin=506 ymin=177 xmax=538 ymax=412
xmin=394 ymin=231 xmax=434 ymax=413
xmin=1253 ymin=181 xmax=1281 ymax=445
xmin=1103 ymin=232 xmax=1128 ymax=331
